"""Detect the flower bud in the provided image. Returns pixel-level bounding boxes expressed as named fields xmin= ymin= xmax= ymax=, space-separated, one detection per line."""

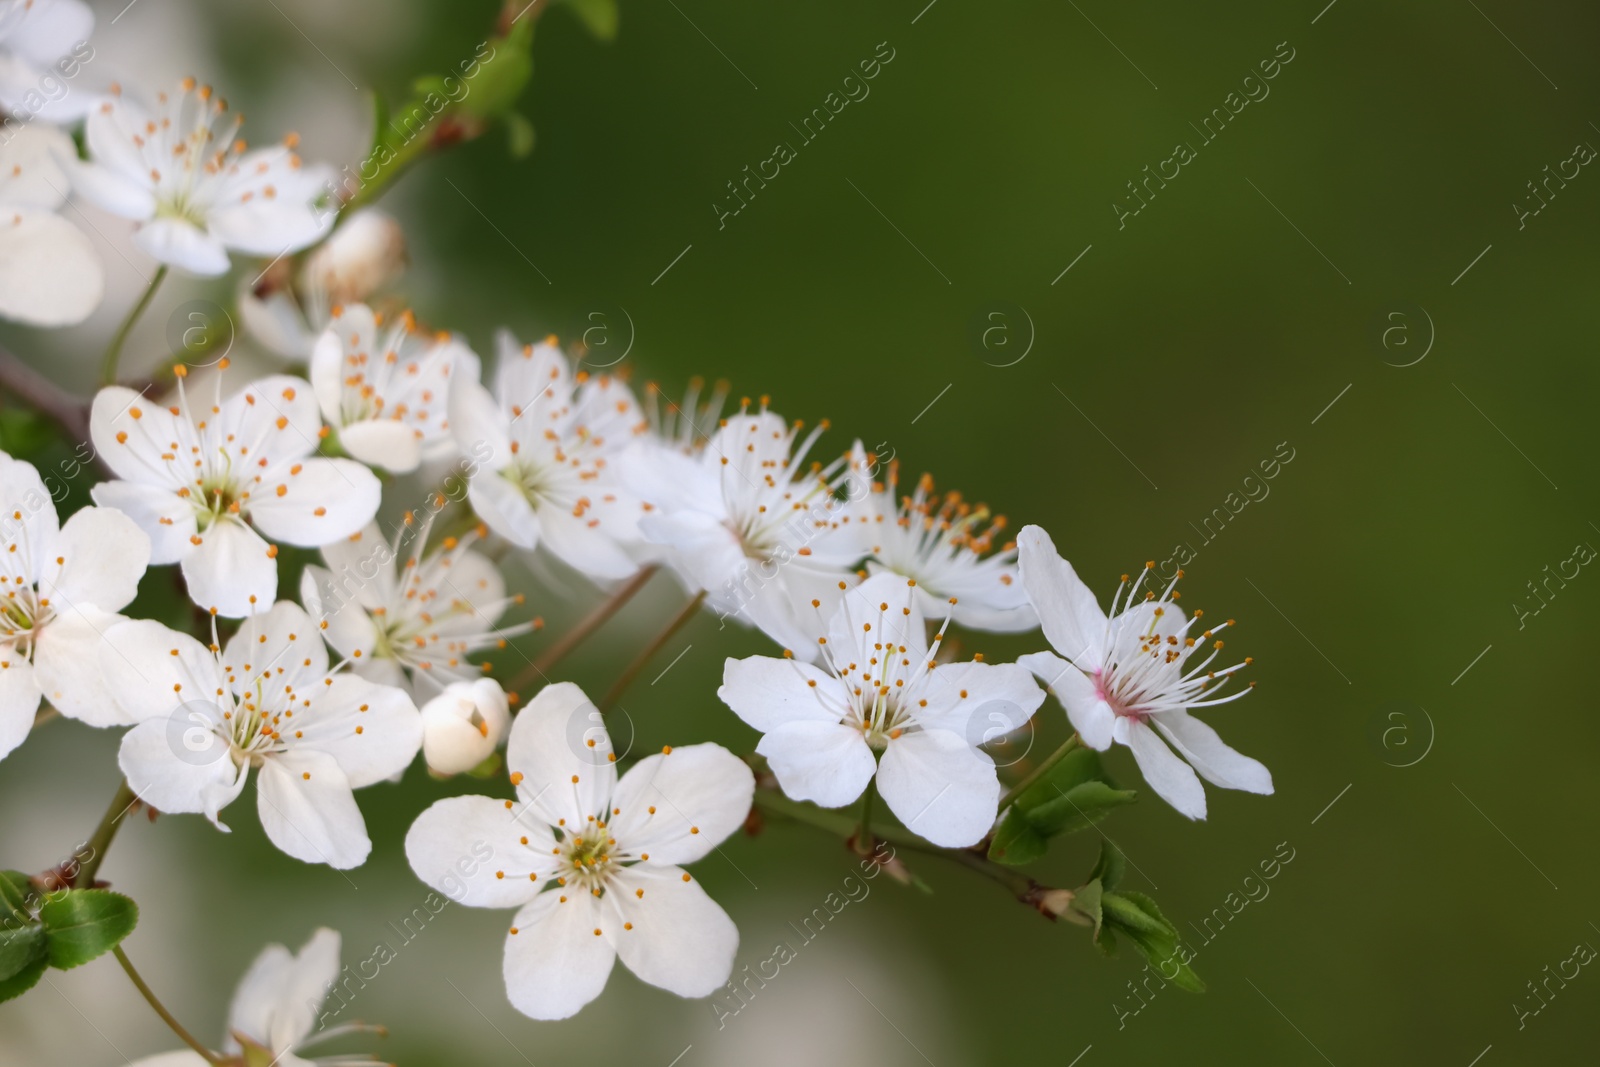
xmin=420 ymin=679 xmax=511 ymax=776
xmin=303 ymin=208 xmax=407 ymax=305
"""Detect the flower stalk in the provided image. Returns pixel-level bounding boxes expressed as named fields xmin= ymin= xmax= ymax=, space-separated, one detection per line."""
xmin=99 ymin=266 xmax=167 ymax=387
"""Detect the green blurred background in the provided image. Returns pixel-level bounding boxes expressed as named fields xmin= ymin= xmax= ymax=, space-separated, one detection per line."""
xmin=4 ymin=0 xmax=1599 ymax=1063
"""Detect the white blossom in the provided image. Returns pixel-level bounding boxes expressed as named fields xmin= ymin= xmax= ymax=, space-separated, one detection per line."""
xmin=1015 ymin=524 xmax=1271 ymax=820
xmin=108 ymin=601 xmax=422 ymax=868
xmin=420 ymin=678 xmax=510 ymax=775
xmin=0 ymin=125 xmax=103 ymax=326
xmin=406 ymin=682 xmax=753 ymax=1019
xmin=0 ymin=451 xmax=150 ymax=761
xmin=0 ymin=0 xmax=95 ymax=124
xmin=718 ymin=572 xmax=1045 ymax=847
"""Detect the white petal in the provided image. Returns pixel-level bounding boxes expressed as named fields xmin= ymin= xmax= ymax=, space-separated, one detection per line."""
xmin=223 ymin=374 xmax=322 ymax=460
xmin=181 ymin=519 xmax=277 ymax=617
xmin=610 ymin=743 xmax=754 ymax=864
xmin=311 ymin=524 xmax=397 ymax=610
xmin=717 ymin=655 xmax=840 ymax=733
xmin=447 ymin=377 xmax=512 ymax=471
xmin=0 ymin=208 xmax=103 ymax=326
xmin=224 ymin=601 xmax=327 ymax=693
xmin=828 ymin=572 xmax=927 ymax=665
xmin=1154 ymin=712 xmax=1273 ymax=795
xmin=466 ymin=471 xmax=539 ymax=550
xmin=89 ymin=481 xmax=196 ymax=565
xmin=208 ymin=149 xmax=334 ymax=256
xmin=536 ymin=503 xmax=638 ymax=580
xmin=0 ymin=658 xmax=41 ymax=762
xmin=256 ymin=749 xmax=371 ymax=869
xmin=132 ymin=218 xmax=231 ymax=276
xmin=117 ymin=716 xmax=243 ymax=824
xmin=503 ymin=889 xmax=614 ymax=1021
xmin=249 ymin=458 xmax=380 ymax=547
xmin=31 ymin=606 xmax=128 ymax=725
xmin=0 ymin=126 xmax=73 ymax=210
xmin=66 ymin=158 xmax=157 ymax=219
xmin=755 ymin=720 xmax=875 ymax=809
xmin=88 ymin=385 xmax=187 ymax=482
xmin=1122 ymin=718 xmax=1207 ymax=820
xmin=505 ymin=682 xmax=614 ymax=825
xmin=226 ymin=928 xmax=341 ymax=1053
xmin=37 ymin=505 xmax=149 ymax=611
xmin=124 ymin=1054 xmax=210 ymax=1067
xmin=405 ymin=795 xmax=552 ymax=909
xmin=299 ymin=565 xmax=379 ymax=659
xmin=5 ymin=0 xmax=94 ymax=68
xmin=909 ymin=661 xmax=1045 ymax=739
xmin=876 ymin=728 xmax=999 ymax=848
xmin=301 ymin=674 xmax=420 ymax=788
xmin=99 ymin=619 xmax=225 ymax=724
xmin=1018 ymin=651 xmax=1115 ymax=751
xmin=608 ymin=864 xmax=738 ymax=998
xmin=240 ymin=287 xmax=315 ymax=361
xmin=1016 ymin=525 xmax=1108 ymax=670
xmin=0 ymin=450 xmax=58 ymax=579
xmin=339 ymin=419 xmax=422 ymax=474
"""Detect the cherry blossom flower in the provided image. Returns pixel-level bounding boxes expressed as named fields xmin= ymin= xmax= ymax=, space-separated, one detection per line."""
xmin=69 ymin=78 xmax=334 ymax=275
xmin=840 ymin=442 xmax=1035 ymax=633
xmin=0 ymin=125 xmax=103 ymax=326
xmin=308 ymin=303 xmax=477 ymax=473
xmin=1015 ymin=524 xmax=1272 ymax=820
xmin=299 ymin=520 xmax=530 ymax=696
xmin=89 ymin=363 xmax=381 ymax=617
xmin=0 ymin=0 xmax=95 ymax=125
xmin=107 ymin=601 xmax=422 ymax=868
xmin=405 ymin=681 xmax=754 ymax=1020
xmin=622 ymin=400 xmax=860 ymax=656
xmin=449 ymin=330 xmax=645 ymax=580
xmin=125 ymin=928 xmax=387 ymax=1067
xmin=419 ymin=678 xmax=511 ymax=775
xmin=717 ymin=572 xmax=1045 ymax=847
xmin=0 ymin=451 xmax=150 ymax=761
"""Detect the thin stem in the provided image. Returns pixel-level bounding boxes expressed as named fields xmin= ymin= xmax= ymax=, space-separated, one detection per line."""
xmin=598 ymin=588 xmax=706 ymax=712
xmin=507 ymin=565 xmax=657 ymax=694
xmin=997 ymin=734 xmax=1083 ymax=813
xmin=752 ymin=788 xmax=1037 ymax=898
xmin=113 ymin=945 xmax=222 ymax=1065
xmin=854 ymin=779 xmax=877 ymax=854
xmin=100 ymin=266 xmax=167 ymax=387
xmin=73 ymin=779 xmax=138 ymax=889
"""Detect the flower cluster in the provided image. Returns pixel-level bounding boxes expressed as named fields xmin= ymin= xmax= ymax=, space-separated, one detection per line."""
xmin=0 ymin=10 xmax=1278 ymax=1046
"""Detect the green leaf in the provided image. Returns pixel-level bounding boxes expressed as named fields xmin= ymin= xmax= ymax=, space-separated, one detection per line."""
xmin=0 ymin=871 xmax=35 ymax=922
xmin=460 ymin=20 xmax=535 ymax=121
xmin=560 ymin=0 xmax=619 ymax=41
xmin=988 ymin=749 xmax=1136 ymax=865
xmin=1069 ymin=877 xmax=1103 ymax=935
xmin=1101 ymin=890 xmax=1205 ymax=993
xmin=38 ymin=890 xmax=138 ymax=970
xmin=1089 ymin=839 xmax=1126 ymax=892
xmin=0 ymin=952 xmax=47 ymax=1003
xmin=0 ymin=923 xmax=47 ymax=983
xmin=505 ymin=112 xmax=535 ymax=159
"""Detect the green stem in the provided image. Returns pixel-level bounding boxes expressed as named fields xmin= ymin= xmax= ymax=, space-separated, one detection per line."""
xmin=100 ymin=266 xmax=167 ymax=387
xmin=113 ymin=945 xmax=222 ymax=1065
xmin=73 ymin=780 xmax=137 ymax=889
xmin=854 ymin=779 xmax=877 ymax=853
xmin=507 ymin=565 xmax=657 ymax=695
xmin=598 ymin=589 xmax=706 ymax=712
xmin=997 ymin=734 xmax=1083 ymax=813
xmin=751 ymin=789 xmax=1037 ymax=899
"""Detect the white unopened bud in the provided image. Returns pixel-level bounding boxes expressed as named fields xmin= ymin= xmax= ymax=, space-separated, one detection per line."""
xmin=304 ymin=208 xmax=407 ymax=305
xmin=420 ymin=679 xmax=511 ymax=775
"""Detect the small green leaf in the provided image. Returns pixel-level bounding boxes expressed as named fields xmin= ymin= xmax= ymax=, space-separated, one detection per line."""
xmin=0 ymin=871 xmax=35 ymax=922
xmin=989 ymin=749 xmax=1136 ymax=865
xmin=0 ymin=952 xmax=47 ymax=1003
xmin=38 ymin=890 xmax=138 ymax=970
xmin=1069 ymin=877 xmax=1103 ymax=935
xmin=1089 ymin=839 xmax=1126 ymax=892
xmin=0 ymin=924 xmax=48 ymax=983
xmin=1101 ymin=890 xmax=1204 ymax=993
xmin=560 ymin=0 xmax=619 ymax=41
xmin=987 ymin=811 xmax=1049 ymax=866
xmin=1024 ymin=780 xmax=1138 ymax=837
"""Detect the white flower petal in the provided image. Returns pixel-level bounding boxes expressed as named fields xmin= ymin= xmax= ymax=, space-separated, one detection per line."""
xmin=535 ymin=503 xmax=638 ymax=580
xmin=0 ymin=208 xmax=103 ymax=326
xmin=755 ymin=720 xmax=875 ymax=809
xmin=466 ymin=471 xmax=539 ymax=550
xmin=1018 ymin=651 xmax=1115 ymax=751
xmin=100 ymin=619 xmax=225 ymax=723
xmin=132 ymin=217 xmax=231 ymax=275
xmin=611 ymin=743 xmax=754 ymax=864
xmin=224 ymin=374 xmax=322 ymax=459
xmin=717 ymin=655 xmax=840 ymax=733
xmin=405 ymin=794 xmax=553 ymax=909
xmin=608 ymin=864 xmax=738 ymax=998
xmin=38 ymin=505 xmax=149 ymax=611
xmin=503 ymin=889 xmax=614 ymax=1021
xmin=32 ymin=606 xmax=129 ymax=725
xmin=448 ymin=377 xmax=511 ymax=471
xmin=66 ymin=156 xmax=157 ymax=218
xmin=505 ymin=682 xmax=614 ymax=825
xmin=5 ymin=0 xmax=94 ymax=68
xmin=1155 ymin=711 xmax=1273 ymax=795
xmin=240 ymin=287 xmax=316 ymax=361
xmin=1016 ymin=525 xmax=1108 ymax=670
xmin=88 ymin=480 xmax=196 ymax=565
xmin=248 ymin=458 xmax=380 ymax=547
xmin=1121 ymin=718 xmax=1207 ymax=820
xmin=256 ymin=749 xmax=371 ymax=869
xmin=181 ymin=519 xmax=277 ymax=617
xmin=225 ymin=601 xmax=327 ymax=692
xmin=876 ymin=728 xmax=999 ymax=848
xmin=910 ymin=661 xmax=1044 ymax=737
xmin=123 ymin=1053 xmax=211 ymax=1067
xmin=305 ymin=673 xmax=421 ymax=788
xmin=89 ymin=385 xmax=185 ymax=482
xmin=226 ymin=927 xmax=340 ymax=1053
xmin=117 ymin=716 xmax=243 ymax=824
xmin=0 ymin=657 xmax=41 ymax=762
xmin=339 ymin=419 xmax=422 ymax=474
xmin=0 ymin=450 xmax=58 ymax=578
